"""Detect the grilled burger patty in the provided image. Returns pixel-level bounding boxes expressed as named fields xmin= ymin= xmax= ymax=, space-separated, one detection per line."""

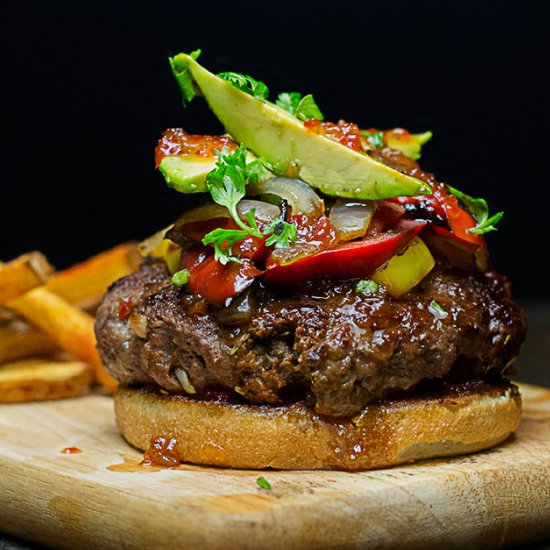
xmin=95 ymin=261 xmax=525 ymax=418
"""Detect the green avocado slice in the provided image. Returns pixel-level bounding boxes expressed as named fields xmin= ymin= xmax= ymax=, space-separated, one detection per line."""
xmin=159 ymin=148 xmax=263 ymax=194
xmin=159 ymin=155 xmax=218 ymax=193
xmin=169 ymin=53 xmax=431 ymax=200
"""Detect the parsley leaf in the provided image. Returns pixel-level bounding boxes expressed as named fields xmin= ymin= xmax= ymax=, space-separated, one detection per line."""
xmin=263 ymin=218 xmax=298 ymax=249
xmin=218 ymin=72 xmax=269 ymax=101
xmin=447 ymin=185 xmax=504 ymax=234
xmin=169 ymin=50 xmax=202 ymax=105
xmin=361 ymin=130 xmax=384 ymax=149
xmin=276 ymin=92 xmax=324 ymax=121
xmin=356 ymin=279 xmax=379 ymax=295
xmin=203 ymin=144 xmax=298 ymax=263
xmin=428 ymin=300 xmax=448 ymax=319
xmin=245 ymin=158 xmax=269 ymax=185
xmin=171 ymin=268 xmax=191 ymax=287
xmin=276 ymin=92 xmax=302 ymax=114
xmin=205 ymin=145 xmax=263 ymax=236
xmin=203 ymin=145 xmax=270 ymax=264
xmin=296 ymin=94 xmax=324 ymax=121
xmin=202 ymin=228 xmax=248 ymax=265
xmin=256 ymin=476 xmax=272 ymax=490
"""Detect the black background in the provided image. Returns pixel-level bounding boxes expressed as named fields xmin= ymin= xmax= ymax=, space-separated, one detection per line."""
xmin=2 ymin=0 xmax=549 ymax=300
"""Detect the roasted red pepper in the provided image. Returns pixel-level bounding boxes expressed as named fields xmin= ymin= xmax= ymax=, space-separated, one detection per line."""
xmin=390 ymin=183 xmax=483 ymax=248
xmin=174 ymin=218 xmax=269 ymax=262
xmin=264 ymin=218 xmax=426 ymax=284
xmin=188 ymin=257 xmax=263 ymax=307
xmin=179 ymin=246 xmax=262 ymax=307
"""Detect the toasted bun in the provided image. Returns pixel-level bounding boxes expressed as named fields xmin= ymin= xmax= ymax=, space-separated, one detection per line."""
xmin=114 ymin=382 xmax=521 ymax=471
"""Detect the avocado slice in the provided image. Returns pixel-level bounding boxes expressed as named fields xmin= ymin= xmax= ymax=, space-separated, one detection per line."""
xmin=159 ymin=148 xmax=264 ymax=193
xmin=159 ymin=155 xmax=218 ymax=193
xmin=169 ymin=53 xmax=431 ymax=200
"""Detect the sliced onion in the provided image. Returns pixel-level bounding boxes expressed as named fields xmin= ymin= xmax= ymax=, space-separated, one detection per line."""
xmin=217 ymin=292 xmax=254 ymax=325
xmin=247 ymin=177 xmax=324 ymax=217
xmin=329 ymin=200 xmax=376 ymax=241
xmin=128 ymin=313 xmax=148 ymax=338
xmin=174 ymin=368 xmax=197 ymax=394
xmin=173 ymin=203 xmax=230 ymax=226
xmin=236 ymin=200 xmax=279 ymax=224
xmin=173 ymin=199 xmax=279 ymax=227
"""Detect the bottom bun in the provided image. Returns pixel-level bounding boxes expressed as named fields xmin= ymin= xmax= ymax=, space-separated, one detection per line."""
xmin=114 ymin=382 xmax=522 ymax=471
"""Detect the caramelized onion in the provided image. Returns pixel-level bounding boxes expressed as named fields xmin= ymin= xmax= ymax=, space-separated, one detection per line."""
xmin=174 ymin=368 xmax=197 ymax=394
xmin=217 ymin=292 xmax=254 ymax=325
xmin=247 ymin=177 xmax=324 ymax=217
xmin=128 ymin=313 xmax=148 ymax=338
xmin=173 ymin=203 xmax=230 ymax=226
xmin=329 ymin=200 xmax=376 ymax=241
xmin=236 ymin=200 xmax=279 ymax=224
xmin=173 ymin=200 xmax=279 ymax=227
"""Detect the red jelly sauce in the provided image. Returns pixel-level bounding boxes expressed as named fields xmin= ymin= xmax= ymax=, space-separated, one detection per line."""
xmin=141 ymin=436 xmax=182 ymax=468
xmin=270 ymin=214 xmax=338 ymax=265
xmin=304 ymin=119 xmax=363 ymax=152
xmin=155 ymin=129 xmax=237 ymax=168
xmin=118 ymin=297 xmax=133 ymax=321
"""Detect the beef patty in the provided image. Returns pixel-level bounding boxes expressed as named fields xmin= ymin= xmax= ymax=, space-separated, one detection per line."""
xmin=95 ymin=261 xmax=525 ymax=417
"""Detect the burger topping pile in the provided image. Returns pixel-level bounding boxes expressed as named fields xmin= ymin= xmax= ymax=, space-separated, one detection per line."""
xmin=147 ymin=50 xmax=503 ymax=308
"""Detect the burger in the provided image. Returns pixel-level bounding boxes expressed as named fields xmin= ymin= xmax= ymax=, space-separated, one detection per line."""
xmin=94 ymin=51 xmax=525 ymax=471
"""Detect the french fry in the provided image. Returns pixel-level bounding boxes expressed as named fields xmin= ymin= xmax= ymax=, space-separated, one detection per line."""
xmin=0 ymin=327 xmax=59 ymax=363
xmin=45 ymin=242 xmax=140 ymax=307
xmin=0 ymin=252 xmax=54 ymax=305
xmin=7 ymin=288 xmax=117 ymax=391
xmin=0 ymin=358 xmax=92 ymax=403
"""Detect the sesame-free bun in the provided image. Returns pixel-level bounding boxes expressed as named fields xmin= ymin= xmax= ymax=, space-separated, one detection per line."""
xmin=114 ymin=382 xmax=521 ymax=471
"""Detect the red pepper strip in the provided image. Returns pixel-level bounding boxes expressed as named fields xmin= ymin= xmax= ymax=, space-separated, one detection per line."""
xmin=188 ymin=257 xmax=263 ymax=307
xmin=364 ymin=200 xmax=406 ymax=237
xmin=442 ymin=193 xmax=484 ymax=247
xmin=424 ymin=226 xmax=488 ymax=271
xmin=179 ymin=246 xmax=211 ymax=272
xmin=174 ymin=219 xmax=269 ymax=262
xmin=264 ymin=218 xmax=426 ymax=285
xmin=389 ymin=186 xmax=483 ymax=248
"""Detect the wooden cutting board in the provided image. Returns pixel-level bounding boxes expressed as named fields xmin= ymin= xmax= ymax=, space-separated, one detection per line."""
xmin=0 ymin=382 xmax=549 ymax=549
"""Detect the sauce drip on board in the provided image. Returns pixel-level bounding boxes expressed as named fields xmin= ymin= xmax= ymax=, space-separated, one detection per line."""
xmin=141 ymin=436 xmax=182 ymax=468
xmin=60 ymin=447 xmax=81 ymax=454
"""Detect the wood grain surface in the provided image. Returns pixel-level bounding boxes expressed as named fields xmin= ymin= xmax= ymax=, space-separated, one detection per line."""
xmin=0 ymin=383 xmax=549 ymax=549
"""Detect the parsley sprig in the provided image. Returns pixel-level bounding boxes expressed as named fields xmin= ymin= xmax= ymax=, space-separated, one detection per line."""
xmin=205 ymin=145 xmax=264 ymax=236
xmin=202 ymin=145 xmax=297 ymax=264
xmin=356 ymin=279 xmax=379 ymax=295
xmin=447 ymin=185 xmax=504 ymax=234
xmin=361 ymin=130 xmax=384 ymax=149
xmin=256 ymin=476 xmax=272 ymax=490
xmin=263 ymin=217 xmax=298 ymax=249
xmin=219 ymin=72 xmax=269 ymax=101
xmin=276 ymin=92 xmax=324 ymax=121
xmin=428 ymin=300 xmax=448 ymax=320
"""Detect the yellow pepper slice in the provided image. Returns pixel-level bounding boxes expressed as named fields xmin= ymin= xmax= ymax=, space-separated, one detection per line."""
xmin=372 ymin=237 xmax=435 ymax=298
xmin=139 ymin=231 xmax=182 ymax=275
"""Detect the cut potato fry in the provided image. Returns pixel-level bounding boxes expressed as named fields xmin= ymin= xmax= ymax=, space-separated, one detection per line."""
xmin=0 ymin=252 xmax=54 ymax=305
xmin=45 ymin=242 xmax=139 ymax=307
xmin=0 ymin=328 xmax=59 ymax=363
xmin=0 ymin=245 xmax=136 ymax=392
xmin=0 ymin=358 xmax=92 ymax=403
xmin=7 ymin=288 xmax=117 ymax=391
